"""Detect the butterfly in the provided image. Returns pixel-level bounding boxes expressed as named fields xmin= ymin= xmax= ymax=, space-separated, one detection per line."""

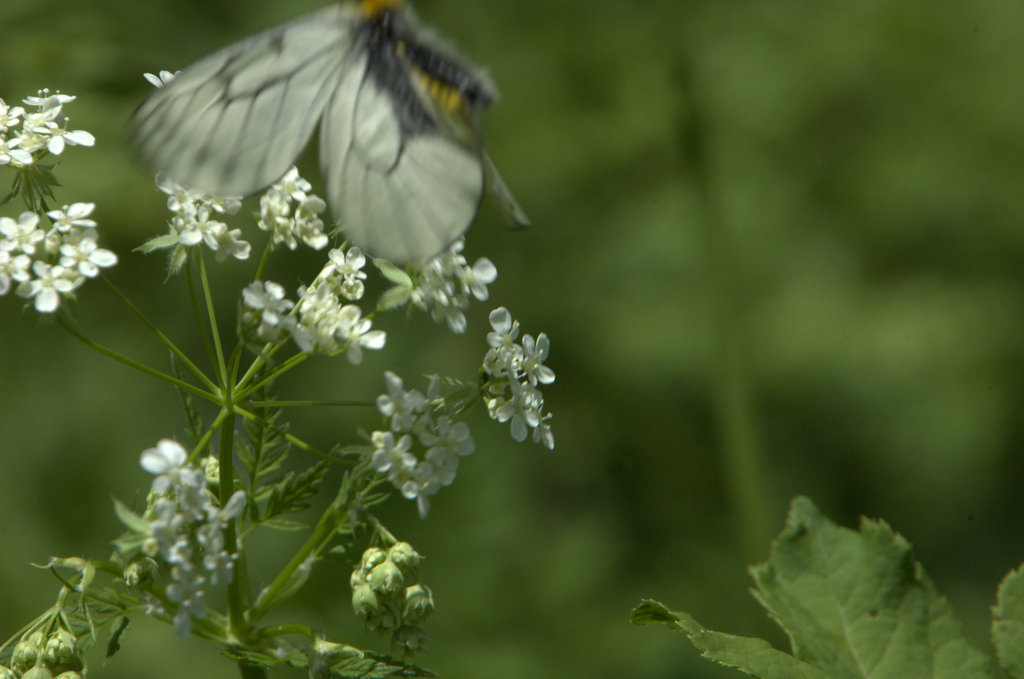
xmin=126 ymin=0 xmax=529 ymax=263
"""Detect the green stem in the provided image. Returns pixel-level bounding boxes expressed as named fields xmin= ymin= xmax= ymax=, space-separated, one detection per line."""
xmin=248 ymin=487 xmax=348 ymax=622
xmin=244 ymin=399 xmax=374 ymax=408
xmin=219 ymin=405 xmax=247 ymax=639
xmin=197 ymin=253 xmax=230 ymax=386
xmin=234 ymin=350 xmax=309 ymax=398
xmin=57 ymin=318 xmax=216 ymax=402
xmin=100 ymin=275 xmax=219 ymax=393
xmin=677 ymin=55 xmax=770 ymax=558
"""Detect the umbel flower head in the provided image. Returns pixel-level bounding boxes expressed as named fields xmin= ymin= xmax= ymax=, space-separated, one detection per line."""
xmin=125 ymin=439 xmax=246 ymax=637
xmin=483 ymin=307 xmax=556 ymax=449
xmin=371 ymin=372 xmax=475 ymax=518
xmin=0 ymin=89 xmax=115 ymax=313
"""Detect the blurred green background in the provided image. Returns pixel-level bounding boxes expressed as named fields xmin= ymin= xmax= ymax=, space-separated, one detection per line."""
xmin=3 ymin=0 xmax=1024 ymax=677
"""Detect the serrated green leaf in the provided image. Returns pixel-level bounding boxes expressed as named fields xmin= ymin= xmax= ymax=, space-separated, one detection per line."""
xmin=259 ymin=460 xmax=329 ymax=523
xmin=220 ymin=644 xmax=305 ymax=668
xmin=992 ymin=563 xmax=1024 ymax=678
xmin=749 ymin=496 xmax=991 ymax=679
xmin=330 ymin=649 xmax=435 ymax=678
xmin=630 ymin=599 xmax=831 ymax=679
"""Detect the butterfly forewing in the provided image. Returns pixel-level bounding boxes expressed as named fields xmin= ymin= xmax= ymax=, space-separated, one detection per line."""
xmin=127 ymin=5 xmax=359 ymax=197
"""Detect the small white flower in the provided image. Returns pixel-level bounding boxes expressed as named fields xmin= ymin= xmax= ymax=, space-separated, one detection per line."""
xmin=242 ymin=280 xmax=296 ymax=342
xmin=0 ymin=136 xmax=32 ymax=166
xmin=202 ymin=221 xmax=251 ymax=262
xmin=377 ymin=371 xmax=427 ymax=433
xmin=60 ymin=234 xmax=118 ymax=278
xmin=257 ymin=168 xmax=327 ymax=250
xmin=47 ymin=202 xmax=97 ymax=232
xmin=157 ymin=173 xmax=202 ymax=214
xmin=141 ymin=439 xmax=188 ymax=476
xmin=0 ymin=211 xmax=45 ymax=255
xmin=335 ymin=304 xmax=385 ymax=364
xmin=521 ymin=333 xmax=555 ymax=386
xmin=392 ymin=238 xmax=498 ymax=334
xmin=370 ymin=431 xmax=415 ymax=479
xmin=0 ymin=98 xmax=25 ymax=132
xmin=17 ymin=261 xmax=79 ymax=312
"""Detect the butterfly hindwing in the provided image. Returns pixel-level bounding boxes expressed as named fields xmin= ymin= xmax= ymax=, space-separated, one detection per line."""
xmin=320 ymin=46 xmax=484 ymax=263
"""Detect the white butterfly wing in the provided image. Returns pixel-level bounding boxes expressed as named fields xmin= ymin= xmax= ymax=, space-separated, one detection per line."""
xmin=127 ymin=5 xmax=360 ymax=197
xmin=319 ymin=52 xmax=484 ymax=263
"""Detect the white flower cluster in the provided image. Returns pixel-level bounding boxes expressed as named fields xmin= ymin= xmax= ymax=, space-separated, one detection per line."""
xmin=155 ymin=174 xmax=250 ymax=262
xmin=0 ymin=90 xmax=116 ymax=312
xmin=402 ymin=239 xmax=497 ymax=334
xmin=240 ymin=246 xmax=383 ymax=361
xmin=370 ymin=372 xmax=475 ymax=518
xmin=483 ymin=307 xmax=555 ymax=450
xmin=257 ymin=167 xmax=329 ymax=250
xmin=0 ymin=90 xmax=95 ymax=167
xmin=139 ymin=439 xmax=246 ymax=638
xmin=0 ymin=204 xmax=117 ymax=312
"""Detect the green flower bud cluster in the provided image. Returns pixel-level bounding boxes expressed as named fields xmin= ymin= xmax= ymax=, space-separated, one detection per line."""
xmin=349 ymin=542 xmax=434 ymax=656
xmin=6 ymin=628 xmax=84 ymax=679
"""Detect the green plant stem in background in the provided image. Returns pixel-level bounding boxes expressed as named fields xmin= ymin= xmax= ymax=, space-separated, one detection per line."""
xmin=677 ymin=55 xmax=770 ymax=558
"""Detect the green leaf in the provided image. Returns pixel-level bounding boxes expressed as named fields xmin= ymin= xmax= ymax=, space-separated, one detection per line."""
xmin=260 ymin=517 xmax=309 ymax=532
xmin=329 ymin=648 xmax=435 ymax=678
xmin=135 ymin=233 xmax=178 ymax=253
xmin=750 ymin=496 xmax=991 ymax=679
xmin=633 ymin=497 xmax=993 ymax=678
xmin=112 ymin=497 xmax=150 ymax=534
xmin=105 ymin=616 xmax=130 ymax=660
xmin=378 ymin=284 xmax=412 ymax=312
xmin=992 ymin=563 xmax=1024 ymax=678
xmin=630 ymin=599 xmax=830 ymax=679
xmin=258 ymin=460 xmax=329 ymax=523
xmin=374 ymin=258 xmax=412 ymax=287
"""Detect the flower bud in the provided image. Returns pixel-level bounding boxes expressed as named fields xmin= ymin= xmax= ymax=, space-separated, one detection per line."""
xmin=367 ymin=560 xmax=403 ymax=593
xmin=360 ymin=547 xmax=386 ymax=572
xmin=202 ymin=456 xmax=220 ymax=489
xmin=142 ymin=536 xmax=160 ymax=557
xmin=21 ymin=666 xmax=54 ymax=679
xmin=12 ymin=631 xmax=45 ymax=671
xmin=388 ymin=542 xmax=421 ymax=569
xmin=43 ymin=630 xmax=82 ymax=672
xmin=0 ymin=665 xmax=17 ymax=679
xmin=55 ymin=672 xmax=83 ymax=679
xmin=351 ymin=583 xmax=379 ymax=619
xmin=124 ymin=557 xmax=157 ymax=587
xmin=403 ymin=584 xmax=434 ymax=624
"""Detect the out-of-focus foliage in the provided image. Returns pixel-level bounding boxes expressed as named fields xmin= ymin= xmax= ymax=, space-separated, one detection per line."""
xmin=2 ymin=1 xmax=1024 ymax=678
